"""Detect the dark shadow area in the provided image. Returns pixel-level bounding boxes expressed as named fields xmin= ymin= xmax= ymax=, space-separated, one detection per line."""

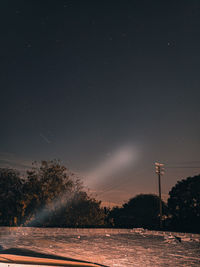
xmin=0 ymin=247 xmax=107 ymax=266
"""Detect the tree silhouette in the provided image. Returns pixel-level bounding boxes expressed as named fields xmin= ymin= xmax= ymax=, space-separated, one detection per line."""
xmin=168 ymin=174 xmax=200 ymax=233
xmin=110 ymin=194 xmax=168 ymax=229
xmin=0 ymin=168 xmax=24 ymax=225
xmin=22 ymin=160 xmax=81 ymax=226
xmin=63 ymin=191 xmax=105 ymax=227
xmin=22 ymin=160 xmax=105 ymax=227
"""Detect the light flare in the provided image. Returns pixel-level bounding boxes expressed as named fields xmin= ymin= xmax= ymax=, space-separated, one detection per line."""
xmin=86 ymin=145 xmax=138 ymax=187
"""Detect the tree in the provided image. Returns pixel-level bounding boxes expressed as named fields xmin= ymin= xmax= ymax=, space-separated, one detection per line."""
xmin=63 ymin=191 xmax=105 ymax=227
xmin=108 ymin=206 xmax=124 ymax=228
xmin=22 ymin=160 xmax=106 ymax=227
xmin=109 ymin=194 xmax=168 ymax=229
xmin=0 ymin=168 xmax=24 ymax=226
xmin=22 ymin=160 xmax=81 ymax=226
xmin=168 ymin=174 xmax=200 ymax=233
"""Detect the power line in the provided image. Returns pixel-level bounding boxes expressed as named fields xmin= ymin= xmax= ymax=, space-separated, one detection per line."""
xmin=164 ymin=160 xmax=200 ymax=164
xmin=96 ymin=178 xmax=129 ymax=197
xmin=165 ymin=166 xmax=200 ymax=169
xmin=91 ymin=163 xmax=200 ymax=198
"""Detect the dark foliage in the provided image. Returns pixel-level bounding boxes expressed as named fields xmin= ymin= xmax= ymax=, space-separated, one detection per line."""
xmin=168 ymin=174 xmax=200 ymax=233
xmin=22 ymin=160 xmax=77 ymax=226
xmin=0 ymin=168 xmax=24 ymax=225
xmin=0 ymin=161 xmax=105 ymax=227
xmin=109 ymin=194 xmax=168 ymax=229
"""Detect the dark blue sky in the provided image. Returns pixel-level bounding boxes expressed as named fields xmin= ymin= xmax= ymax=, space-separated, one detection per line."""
xmin=1 ymin=1 xmax=200 ymax=205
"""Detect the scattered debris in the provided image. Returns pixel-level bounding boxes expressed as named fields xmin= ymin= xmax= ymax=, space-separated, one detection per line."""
xmin=164 ymin=234 xmax=181 ymax=243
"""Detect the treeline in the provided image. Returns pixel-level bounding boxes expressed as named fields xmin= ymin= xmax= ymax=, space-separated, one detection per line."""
xmin=0 ymin=160 xmax=199 ymax=233
xmin=0 ymin=160 xmax=105 ymax=227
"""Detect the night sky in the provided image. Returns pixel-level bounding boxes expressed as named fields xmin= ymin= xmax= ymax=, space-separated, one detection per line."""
xmin=1 ymin=1 xmax=200 ymax=206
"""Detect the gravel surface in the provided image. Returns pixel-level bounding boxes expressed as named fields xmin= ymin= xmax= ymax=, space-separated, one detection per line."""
xmin=0 ymin=227 xmax=200 ymax=266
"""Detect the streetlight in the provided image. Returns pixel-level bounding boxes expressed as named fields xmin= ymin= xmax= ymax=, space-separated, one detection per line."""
xmin=155 ymin=162 xmax=164 ymax=229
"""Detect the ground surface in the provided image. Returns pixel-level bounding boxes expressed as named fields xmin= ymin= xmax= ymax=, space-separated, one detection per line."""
xmin=0 ymin=227 xmax=199 ymax=267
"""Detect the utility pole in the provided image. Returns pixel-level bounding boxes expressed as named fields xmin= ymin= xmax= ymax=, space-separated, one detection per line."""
xmin=155 ymin=162 xmax=164 ymax=229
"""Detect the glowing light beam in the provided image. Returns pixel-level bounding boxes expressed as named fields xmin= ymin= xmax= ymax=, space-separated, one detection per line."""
xmin=85 ymin=145 xmax=138 ymax=187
